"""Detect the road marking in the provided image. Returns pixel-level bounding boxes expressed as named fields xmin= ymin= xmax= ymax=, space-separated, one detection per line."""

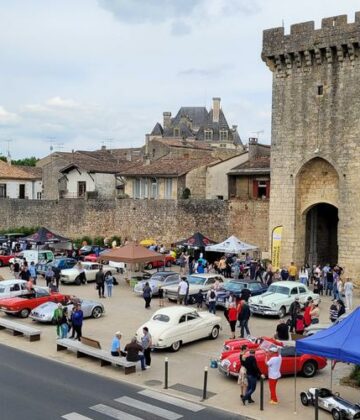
xmin=90 ymin=404 xmax=143 ymax=420
xmin=115 ymin=396 xmax=182 ymax=420
xmin=62 ymin=413 xmax=94 ymax=420
xmin=138 ymin=389 xmax=204 ymax=412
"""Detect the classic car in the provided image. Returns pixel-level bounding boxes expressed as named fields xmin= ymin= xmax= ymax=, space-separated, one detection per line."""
xmin=134 ymin=271 xmax=180 ymax=296
xmin=0 ymin=279 xmax=29 ymax=299
xmin=300 ymin=388 xmax=360 ymax=420
xmin=30 ymin=298 xmax=104 ymax=322
xmin=215 ymin=280 xmax=268 ymax=308
xmin=144 ymin=255 xmax=176 ymax=270
xmin=219 ymin=344 xmax=327 ymax=378
xmin=220 ymin=336 xmax=284 ymax=360
xmin=136 ymin=306 xmax=222 ymax=352
xmin=84 ymin=253 xmax=126 ymax=273
xmin=304 ymin=312 xmax=350 ymax=336
xmin=78 ymin=245 xmax=106 ymax=258
xmin=36 ymin=257 xmax=77 ymax=276
xmin=0 ymin=287 xmax=69 ymax=318
xmin=60 ymin=262 xmax=117 ymax=285
xmin=163 ymin=274 xmax=225 ymax=303
xmin=249 ymin=281 xmax=320 ymax=318
xmin=0 ymin=254 xmax=16 ymax=267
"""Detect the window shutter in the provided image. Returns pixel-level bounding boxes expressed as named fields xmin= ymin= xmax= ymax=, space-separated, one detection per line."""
xmin=265 ymin=181 xmax=270 ymax=198
xmin=252 ymin=180 xmax=258 ymax=198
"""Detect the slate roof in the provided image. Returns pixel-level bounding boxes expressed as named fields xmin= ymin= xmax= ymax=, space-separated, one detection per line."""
xmin=0 ymin=160 xmax=42 ymax=180
xmin=228 ymin=156 xmax=270 ymax=175
xmin=118 ymin=155 xmax=219 ymax=177
xmin=150 ymin=122 xmax=164 ymax=136
xmin=153 ymin=139 xmax=212 ymax=150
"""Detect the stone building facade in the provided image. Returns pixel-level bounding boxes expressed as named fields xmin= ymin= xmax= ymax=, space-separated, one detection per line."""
xmin=263 ymin=12 xmax=360 ymax=278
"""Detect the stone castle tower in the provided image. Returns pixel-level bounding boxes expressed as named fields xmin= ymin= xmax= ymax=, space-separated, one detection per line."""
xmin=262 ymin=12 xmax=360 ymax=279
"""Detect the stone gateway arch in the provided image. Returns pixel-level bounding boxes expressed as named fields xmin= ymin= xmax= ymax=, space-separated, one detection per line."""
xmin=263 ymin=13 xmax=360 ymax=281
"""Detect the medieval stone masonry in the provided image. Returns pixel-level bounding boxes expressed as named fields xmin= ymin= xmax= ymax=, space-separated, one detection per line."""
xmin=263 ymin=12 xmax=360 ymax=280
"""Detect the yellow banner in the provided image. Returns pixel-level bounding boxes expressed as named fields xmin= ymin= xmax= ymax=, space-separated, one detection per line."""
xmin=272 ymin=226 xmax=283 ymax=271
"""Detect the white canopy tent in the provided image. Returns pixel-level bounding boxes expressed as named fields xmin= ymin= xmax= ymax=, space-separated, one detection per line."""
xmin=205 ymin=235 xmax=258 ymax=254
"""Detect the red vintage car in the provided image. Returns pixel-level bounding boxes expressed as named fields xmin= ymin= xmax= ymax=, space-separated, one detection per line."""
xmin=221 ymin=336 xmax=284 ymax=360
xmin=219 ymin=345 xmax=327 ymax=379
xmin=0 ymin=287 xmax=70 ymax=318
xmin=144 ymin=255 xmax=175 ymax=270
xmin=0 ymin=254 xmax=15 ymax=267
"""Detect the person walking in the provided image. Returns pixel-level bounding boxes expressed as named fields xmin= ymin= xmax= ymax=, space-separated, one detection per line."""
xmin=177 ymin=277 xmax=188 ymax=305
xmin=289 ymin=297 xmax=300 ymax=333
xmin=53 ymin=265 xmax=61 ymax=290
xmin=299 ymin=266 xmax=309 ymax=286
xmin=76 ymin=261 xmax=87 ymax=285
xmin=344 ymin=278 xmax=354 ymax=310
xmin=141 ymin=327 xmax=152 ymax=368
xmin=178 ymin=253 xmax=186 ymax=275
xmin=207 ymin=287 xmax=217 ymax=314
xmin=326 ymin=268 xmax=334 ymax=296
xmin=143 ymin=282 xmax=152 ymax=309
xmin=195 ymin=289 xmax=204 ymax=309
xmin=239 ymin=300 xmax=251 ymax=338
xmin=227 ymin=302 xmax=238 ymax=339
xmin=124 ymin=337 xmax=146 ymax=371
xmin=53 ymin=303 xmax=63 ymax=338
xmin=238 ymin=345 xmax=248 ymax=399
xmin=105 ymin=270 xmax=114 ymax=298
xmin=241 ymin=349 xmax=262 ymax=405
xmin=95 ymin=266 xmax=105 ymax=298
xmin=70 ymin=304 xmax=83 ymax=340
xmin=266 ymin=347 xmax=282 ymax=404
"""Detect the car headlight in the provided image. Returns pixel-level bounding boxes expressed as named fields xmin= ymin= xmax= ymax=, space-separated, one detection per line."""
xmin=271 ymin=303 xmax=276 ymax=308
xmin=232 ymin=361 xmax=238 ymax=369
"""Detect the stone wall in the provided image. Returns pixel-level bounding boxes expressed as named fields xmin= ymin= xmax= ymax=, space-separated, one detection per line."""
xmin=0 ymin=198 xmax=269 ymax=251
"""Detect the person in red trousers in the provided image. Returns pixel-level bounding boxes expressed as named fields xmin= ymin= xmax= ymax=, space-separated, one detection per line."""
xmin=265 ymin=347 xmax=282 ymax=404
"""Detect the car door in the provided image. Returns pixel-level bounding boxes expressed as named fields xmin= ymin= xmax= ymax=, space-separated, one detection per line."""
xmin=175 ymin=314 xmax=190 ymax=344
xmin=298 ymin=286 xmax=309 ymax=305
xmin=9 ymin=283 xmax=21 ymax=298
xmin=87 ymin=264 xmax=99 ymax=281
xmin=186 ymin=312 xmax=205 ymax=341
xmin=249 ymin=283 xmax=262 ymax=296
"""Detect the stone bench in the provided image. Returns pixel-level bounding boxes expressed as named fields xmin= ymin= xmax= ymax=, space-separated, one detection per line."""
xmin=0 ymin=318 xmax=41 ymax=341
xmin=56 ymin=338 xmax=137 ymax=374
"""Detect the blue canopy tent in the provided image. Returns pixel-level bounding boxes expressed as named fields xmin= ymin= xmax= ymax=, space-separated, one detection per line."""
xmin=296 ymin=307 xmax=360 ymax=364
xmin=293 ymin=307 xmax=360 ymax=415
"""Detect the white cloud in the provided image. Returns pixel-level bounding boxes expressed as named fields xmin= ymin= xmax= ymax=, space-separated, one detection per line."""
xmin=0 ymin=106 xmax=20 ymax=125
xmin=46 ymin=97 xmax=80 ymax=109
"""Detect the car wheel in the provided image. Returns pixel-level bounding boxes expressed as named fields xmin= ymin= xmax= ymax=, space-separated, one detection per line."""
xmin=210 ymin=326 xmax=220 ymax=340
xmin=187 ymin=295 xmax=195 ymax=305
xmin=147 ymin=263 xmax=153 ymax=270
xmin=278 ymin=306 xmax=286 ymax=319
xmin=19 ymin=308 xmax=30 ymax=318
xmin=92 ymin=306 xmax=103 ymax=319
xmin=166 ymin=260 xmax=171 ymax=267
xmin=74 ymin=276 xmax=81 ymax=286
xmin=331 ymin=409 xmax=342 ymax=420
xmin=300 ymin=392 xmax=309 ymax=406
xmin=171 ymin=341 xmax=181 ymax=352
xmin=301 ymin=360 xmax=317 ymax=378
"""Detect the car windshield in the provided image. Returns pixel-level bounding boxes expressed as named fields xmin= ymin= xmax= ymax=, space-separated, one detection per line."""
xmin=152 ymin=314 xmax=170 ymax=322
xmin=0 ymin=287 xmax=5 ymax=293
xmin=52 ymin=260 xmax=63 ymax=268
xmin=267 ymin=285 xmax=289 ymax=295
xmin=150 ymin=276 xmax=164 ymax=282
xmin=187 ymin=276 xmax=206 ymax=285
xmin=224 ymin=282 xmax=244 ymax=292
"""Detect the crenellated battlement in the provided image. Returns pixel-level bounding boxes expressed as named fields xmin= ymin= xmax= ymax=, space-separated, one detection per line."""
xmin=262 ymin=12 xmax=360 ymax=74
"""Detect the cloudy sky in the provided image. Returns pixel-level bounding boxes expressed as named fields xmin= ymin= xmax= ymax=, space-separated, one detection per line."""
xmin=1 ymin=0 xmax=359 ymax=159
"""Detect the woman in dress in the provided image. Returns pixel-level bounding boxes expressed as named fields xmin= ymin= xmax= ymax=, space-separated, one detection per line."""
xmin=238 ymin=345 xmax=248 ymax=399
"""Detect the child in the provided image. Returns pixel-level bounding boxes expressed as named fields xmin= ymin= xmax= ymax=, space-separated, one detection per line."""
xmin=195 ymin=289 xmax=204 ymax=309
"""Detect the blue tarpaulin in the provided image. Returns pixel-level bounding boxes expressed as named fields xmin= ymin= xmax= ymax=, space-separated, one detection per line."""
xmin=296 ymin=306 xmax=360 ymax=364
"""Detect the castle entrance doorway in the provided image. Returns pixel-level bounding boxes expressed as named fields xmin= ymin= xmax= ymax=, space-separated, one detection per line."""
xmin=305 ymin=203 xmax=338 ymax=267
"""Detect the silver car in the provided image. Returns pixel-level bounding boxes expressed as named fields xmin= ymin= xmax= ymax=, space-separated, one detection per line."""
xmin=30 ymin=298 xmax=104 ymax=322
xmin=134 ymin=272 xmax=180 ymax=296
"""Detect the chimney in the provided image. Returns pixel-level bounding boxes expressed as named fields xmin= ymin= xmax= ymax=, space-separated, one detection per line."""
xmin=163 ymin=112 xmax=171 ymax=129
xmin=212 ymin=97 xmax=221 ymax=123
xmin=248 ymin=137 xmax=259 ymax=160
xmin=232 ymin=125 xmax=237 ymax=131
xmin=145 ymin=134 xmax=150 ymax=156
xmin=6 ymin=154 xmax=11 ymax=166
xmin=101 ymin=145 xmax=106 ymax=150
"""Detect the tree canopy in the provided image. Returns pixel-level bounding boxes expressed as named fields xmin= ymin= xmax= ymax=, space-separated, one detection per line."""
xmin=0 ymin=156 xmax=38 ymax=166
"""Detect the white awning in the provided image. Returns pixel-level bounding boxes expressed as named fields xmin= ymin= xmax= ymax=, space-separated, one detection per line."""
xmin=205 ymin=235 xmax=258 ymax=253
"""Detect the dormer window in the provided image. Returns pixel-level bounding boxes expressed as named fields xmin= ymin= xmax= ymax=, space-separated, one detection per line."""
xmin=219 ymin=130 xmax=228 ymax=141
xmin=173 ymin=128 xmax=180 ymax=137
xmin=204 ymin=130 xmax=213 ymax=140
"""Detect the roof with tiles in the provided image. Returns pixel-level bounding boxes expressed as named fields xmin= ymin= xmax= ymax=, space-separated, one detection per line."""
xmin=228 ymin=156 xmax=270 ymax=175
xmin=0 ymin=160 xmax=42 ymax=180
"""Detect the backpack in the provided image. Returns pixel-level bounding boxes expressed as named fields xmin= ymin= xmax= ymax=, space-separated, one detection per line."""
xmin=210 ymin=290 xmax=216 ymax=299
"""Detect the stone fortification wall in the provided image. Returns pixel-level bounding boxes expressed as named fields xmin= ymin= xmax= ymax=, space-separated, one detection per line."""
xmin=0 ymin=198 xmax=269 ymax=252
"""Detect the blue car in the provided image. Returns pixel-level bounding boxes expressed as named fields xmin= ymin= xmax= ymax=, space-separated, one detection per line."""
xmin=36 ymin=257 xmax=77 ymax=276
xmin=216 ymin=280 xmax=267 ymax=308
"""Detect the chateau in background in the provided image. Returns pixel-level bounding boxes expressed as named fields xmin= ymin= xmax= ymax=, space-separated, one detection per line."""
xmin=263 ymin=12 xmax=360 ymax=278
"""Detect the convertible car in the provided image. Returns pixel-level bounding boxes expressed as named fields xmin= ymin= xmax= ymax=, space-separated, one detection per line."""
xmin=219 ymin=345 xmax=327 ymax=378
xmin=30 ymin=298 xmax=104 ymax=322
xmin=0 ymin=287 xmax=69 ymax=318
xmin=136 ymin=306 xmax=222 ymax=352
xmin=220 ymin=336 xmax=284 ymax=360
xmin=300 ymin=388 xmax=360 ymax=420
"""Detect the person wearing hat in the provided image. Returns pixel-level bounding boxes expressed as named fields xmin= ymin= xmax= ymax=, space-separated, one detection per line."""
xmin=288 ymin=297 xmax=301 ymax=333
xmin=111 ymin=332 xmax=126 ymax=357
xmin=265 ymin=347 xmax=282 ymax=404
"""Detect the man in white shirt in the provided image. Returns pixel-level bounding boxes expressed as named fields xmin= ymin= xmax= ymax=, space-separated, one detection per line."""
xmin=265 ymin=347 xmax=282 ymax=404
xmin=177 ymin=277 xmax=188 ymax=305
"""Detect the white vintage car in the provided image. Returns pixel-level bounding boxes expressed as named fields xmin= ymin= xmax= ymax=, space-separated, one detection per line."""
xmin=249 ymin=281 xmax=320 ymax=318
xmin=163 ymin=274 xmax=225 ymax=303
xmin=60 ymin=262 xmax=117 ymax=285
xmin=136 ymin=306 xmax=222 ymax=352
